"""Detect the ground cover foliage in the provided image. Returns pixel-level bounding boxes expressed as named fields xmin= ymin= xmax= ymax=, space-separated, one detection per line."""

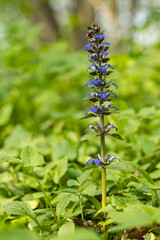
xmin=0 ymin=20 xmax=160 ymax=240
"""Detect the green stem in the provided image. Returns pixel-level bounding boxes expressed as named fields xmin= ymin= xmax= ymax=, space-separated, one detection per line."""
xmin=31 ymin=168 xmax=57 ymax=222
xmin=100 ymin=114 xmax=107 ymax=231
xmin=79 ymin=194 xmax=84 ymax=221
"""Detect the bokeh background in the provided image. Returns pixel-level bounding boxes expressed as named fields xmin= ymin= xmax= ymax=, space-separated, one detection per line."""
xmin=0 ymin=0 xmax=160 ymax=202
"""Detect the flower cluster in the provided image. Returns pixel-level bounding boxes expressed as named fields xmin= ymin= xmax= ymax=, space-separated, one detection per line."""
xmin=83 ymin=23 xmax=120 ymax=166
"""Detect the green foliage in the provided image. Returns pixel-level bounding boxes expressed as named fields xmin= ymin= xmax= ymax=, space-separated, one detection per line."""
xmin=0 ymin=6 xmax=160 ymax=240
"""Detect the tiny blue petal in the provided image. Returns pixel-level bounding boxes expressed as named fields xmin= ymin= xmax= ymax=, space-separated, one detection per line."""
xmin=96 ymin=34 xmax=104 ymax=39
xmin=112 ymin=83 xmax=118 ymax=89
xmin=84 ymin=44 xmax=92 ymax=50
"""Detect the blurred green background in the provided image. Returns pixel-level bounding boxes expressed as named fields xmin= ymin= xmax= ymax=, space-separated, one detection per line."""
xmin=0 ymin=0 xmax=160 ymax=238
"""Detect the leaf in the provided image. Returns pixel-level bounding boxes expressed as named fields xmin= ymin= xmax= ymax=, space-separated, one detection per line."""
xmin=53 ymin=157 xmax=68 ymax=184
xmin=105 ymin=160 xmax=127 ymax=171
xmin=20 ymin=146 xmax=45 ymax=167
xmin=51 ymin=228 xmax=101 ymax=240
xmin=111 ymin=196 xmax=140 ymax=210
xmin=77 ymin=170 xmax=93 ymax=185
xmin=107 ymin=133 xmax=123 ymax=140
xmin=83 ymin=195 xmax=101 ymax=210
xmin=1 ymin=157 xmax=22 ymax=164
xmin=109 ymin=204 xmax=160 ymax=231
xmin=81 ymin=132 xmax=99 ymax=141
xmin=123 ymin=161 xmax=154 ymax=185
xmin=0 ymin=229 xmax=38 ymax=240
xmin=67 ymin=179 xmax=79 ymax=187
xmin=106 ymin=79 xmax=116 ymax=87
xmin=3 ymin=201 xmax=38 ymax=223
xmin=58 ymin=221 xmax=75 ymax=237
xmin=81 ymin=113 xmax=97 ymax=120
xmin=56 ymin=197 xmax=70 ymax=219
xmin=145 ymin=233 xmax=155 ymax=240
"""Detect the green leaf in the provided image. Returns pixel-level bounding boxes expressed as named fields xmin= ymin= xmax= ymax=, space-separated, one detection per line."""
xmin=0 ymin=229 xmax=38 ymax=240
xmin=111 ymin=196 xmax=140 ymax=210
xmin=106 ymin=79 xmax=116 ymax=87
xmin=20 ymin=146 xmax=45 ymax=167
xmin=77 ymin=170 xmax=93 ymax=185
xmin=3 ymin=201 xmax=38 ymax=223
xmin=107 ymin=133 xmax=123 ymax=140
xmin=56 ymin=197 xmax=71 ymax=219
xmin=81 ymin=132 xmax=99 ymax=141
xmin=83 ymin=195 xmax=101 ymax=210
xmin=81 ymin=113 xmax=97 ymax=120
xmin=67 ymin=179 xmax=79 ymax=187
xmin=53 ymin=157 xmax=68 ymax=184
xmin=1 ymin=157 xmax=22 ymax=164
xmin=109 ymin=204 xmax=160 ymax=231
xmin=58 ymin=221 xmax=75 ymax=237
xmin=145 ymin=233 xmax=155 ymax=240
xmin=105 ymin=160 xmax=127 ymax=171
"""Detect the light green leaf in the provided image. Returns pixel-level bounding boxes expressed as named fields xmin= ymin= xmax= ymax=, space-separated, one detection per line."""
xmin=81 ymin=132 xmax=99 ymax=141
xmin=53 ymin=157 xmax=68 ymax=184
xmin=1 ymin=157 xmax=22 ymax=164
xmin=83 ymin=195 xmax=101 ymax=210
xmin=67 ymin=179 xmax=79 ymax=187
xmin=20 ymin=146 xmax=45 ymax=167
xmin=145 ymin=233 xmax=155 ymax=240
xmin=77 ymin=170 xmax=93 ymax=185
xmin=56 ymin=197 xmax=70 ymax=219
xmin=105 ymin=160 xmax=127 ymax=171
xmin=111 ymin=196 xmax=140 ymax=210
xmin=58 ymin=221 xmax=75 ymax=237
xmin=3 ymin=201 xmax=37 ymax=223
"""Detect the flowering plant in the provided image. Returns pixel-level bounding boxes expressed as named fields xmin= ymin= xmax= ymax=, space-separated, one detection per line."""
xmin=82 ymin=23 xmax=123 ymax=229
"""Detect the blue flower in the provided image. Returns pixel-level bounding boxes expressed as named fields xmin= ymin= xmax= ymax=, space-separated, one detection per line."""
xmin=84 ymin=80 xmax=92 ymax=87
xmin=106 ymin=103 xmax=119 ymax=111
xmin=85 ymin=105 xmax=99 ymax=115
xmin=87 ymin=64 xmax=97 ymax=72
xmin=108 ymin=64 xmax=114 ymax=69
xmin=92 ymin=78 xmax=101 ymax=85
xmin=105 ymin=154 xmax=120 ymax=163
xmin=96 ymin=34 xmax=104 ymax=39
xmin=99 ymin=92 xmax=107 ymax=99
xmin=84 ymin=44 xmax=92 ymax=50
xmin=101 ymin=52 xmax=108 ymax=56
xmin=86 ymin=154 xmax=102 ymax=166
xmin=99 ymin=66 xmax=106 ymax=72
xmin=112 ymin=82 xmax=118 ymax=89
xmin=107 ymin=124 xmax=118 ymax=131
xmin=86 ymin=158 xmax=94 ymax=165
xmin=102 ymin=41 xmax=111 ymax=45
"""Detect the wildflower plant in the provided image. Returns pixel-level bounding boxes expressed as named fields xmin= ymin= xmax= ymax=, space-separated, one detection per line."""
xmin=82 ymin=23 xmax=122 ymax=227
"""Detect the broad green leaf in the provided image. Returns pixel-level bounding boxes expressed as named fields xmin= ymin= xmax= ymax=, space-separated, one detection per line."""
xmin=4 ymin=125 xmax=31 ymax=149
xmin=56 ymin=197 xmax=70 ymax=219
xmin=123 ymin=160 xmax=155 ymax=185
xmin=109 ymin=204 xmax=160 ymax=231
xmin=145 ymin=233 xmax=155 ymax=240
xmin=58 ymin=221 xmax=75 ymax=237
xmin=107 ymin=133 xmax=123 ymax=140
xmin=67 ymin=179 xmax=79 ymax=187
xmin=3 ymin=201 xmax=38 ymax=224
xmin=1 ymin=157 xmax=22 ymax=164
xmin=81 ymin=132 xmax=99 ymax=141
xmin=83 ymin=195 xmax=101 ymax=209
xmin=111 ymin=196 xmax=140 ymax=210
xmin=53 ymin=157 xmax=68 ymax=184
xmin=50 ymin=228 xmax=101 ymax=240
xmin=105 ymin=160 xmax=127 ymax=171
xmin=0 ymin=229 xmax=38 ymax=240
xmin=77 ymin=170 xmax=93 ymax=184
xmin=20 ymin=146 xmax=45 ymax=167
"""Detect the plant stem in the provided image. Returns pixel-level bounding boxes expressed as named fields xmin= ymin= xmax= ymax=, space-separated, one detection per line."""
xmin=100 ymin=114 xmax=107 ymax=231
xmin=31 ymin=168 xmax=57 ymax=222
